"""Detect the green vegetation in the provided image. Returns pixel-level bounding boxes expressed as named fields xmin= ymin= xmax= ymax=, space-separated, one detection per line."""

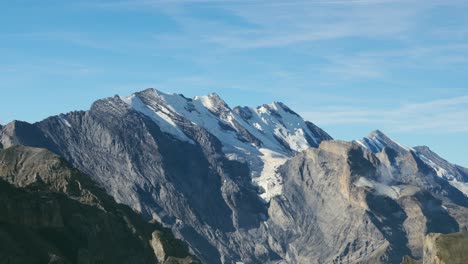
xmin=435 ymin=232 xmax=468 ymax=263
xmin=0 ymin=145 xmax=198 ymax=264
xmin=401 ymin=256 xmax=421 ymax=264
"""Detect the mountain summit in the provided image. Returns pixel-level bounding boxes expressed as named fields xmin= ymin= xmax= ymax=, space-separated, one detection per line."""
xmin=355 ymin=129 xmax=410 ymax=154
xmin=355 ymin=130 xmax=468 ymax=196
xmin=1 ymin=88 xmax=467 ymax=264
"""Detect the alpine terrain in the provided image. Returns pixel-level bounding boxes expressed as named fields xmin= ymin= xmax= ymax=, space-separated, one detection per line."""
xmin=1 ymin=88 xmax=467 ymax=264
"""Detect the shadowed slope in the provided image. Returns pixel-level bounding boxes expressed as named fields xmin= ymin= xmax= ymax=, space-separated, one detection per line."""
xmin=0 ymin=145 xmax=198 ymax=264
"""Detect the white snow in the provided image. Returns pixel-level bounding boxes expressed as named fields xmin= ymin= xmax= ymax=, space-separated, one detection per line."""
xmin=59 ymin=116 xmax=72 ymax=128
xmin=121 ymin=89 xmax=325 ymax=202
xmin=369 ymin=135 xmax=386 ymax=150
xmin=357 ymin=131 xmax=409 ymax=153
xmin=357 ymin=131 xmax=468 ymax=198
xmin=196 ymin=94 xmax=217 ymax=111
xmin=122 ymin=94 xmax=194 ymax=143
xmin=253 ymin=148 xmax=288 ymax=202
xmin=417 ymin=153 xmax=468 ymax=196
xmin=253 ymin=122 xmax=263 ymax=131
xmin=450 ymin=181 xmax=468 ymax=197
xmin=355 ymin=140 xmax=368 ymax=149
xmin=239 ymin=102 xmax=319 ymax=153
xmin=417 ymin=154 xmax=457 ymax=181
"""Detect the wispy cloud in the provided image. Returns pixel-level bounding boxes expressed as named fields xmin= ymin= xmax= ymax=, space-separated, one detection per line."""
xmin=75 ymin=0 xmax=468 ymax=83
xmin=82 ymin=0 xmax=428 ymax=49
xmin=193 ymin=0 xmax=418 ymax=48
xmin=302 ymin=95 xmax=468 ymax=133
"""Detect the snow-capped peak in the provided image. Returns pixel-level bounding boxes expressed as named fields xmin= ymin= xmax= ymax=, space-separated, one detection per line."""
xmin=194 ymin=93 xmax=230 ymax=113
xmin=355 ymin=129 xmax=468 ymax=196
xmin=413 ymin=146 xmax=468 ymax=196
xmin=122 ymin=88 xmax=330 ymax=155
xmin=355 ymin=130 xmax=409 ymax=154
xmin=120 ymin=88 xmax=332 ymax=202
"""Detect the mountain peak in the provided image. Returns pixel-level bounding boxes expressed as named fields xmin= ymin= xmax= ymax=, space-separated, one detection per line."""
xmin=356 ymin=129 xmax=409 ymax=154
xmin=136 ymin=87 xmax=177 ymax=98
xmin=369 ymin=129 xmax=385 ymax=137
xmin=194 ymin=92 xmax=231 ymax=113
xmin=414 ymin=145 xmax=431 ymax=152
xmin=413 ymin=145 xmax=468 ymax=183
xmin=207 ymin=92 xmax=222 ymax=99
xmin=118 ymin=88 xmax=333 ymax=156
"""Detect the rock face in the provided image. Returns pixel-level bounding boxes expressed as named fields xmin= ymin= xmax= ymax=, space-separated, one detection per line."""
xmin=0 ymin=89 xmax=332 ymax=263
xmin=1 ymin=88 xmax=468 ymax=264
xmin=357 ymin=131 xmax=468 ymax=196
xmin=413 ymin=146 xmax=468 ymax=196
xmin=265 ymin=141 xmax=467 ymax=263
xmin=0 ymin=145 xmax=197 ymax=264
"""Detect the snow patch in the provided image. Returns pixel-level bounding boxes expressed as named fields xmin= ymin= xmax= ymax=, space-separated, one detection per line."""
xmin=449 ymin=181 xmax=468 ymax=197
xmin=357 ymin=131 xmax=409 ymax=153
xmin=59 ymin=116 xmax=72 ymax=128
xmin=417 ymin=154 xmax=456 ymax=181
xmin=414 ymin=150 xmax=468 ymax=196
xmin=122 ymin=94 xmax=194 ymax=143
xmin=355 ymin=140 xmax=368 ymax=149
xmin=253 ymin=122 xmax=263 ymax=131
xmin=253 ymin=148 xmax=288 ymax=202
xmin=197 ymin=95 xmax=216 ymax=111
xmin=239 ymin=103 xmax=319 ymax=153
xmin=121 ymin=89 xmax=328 ymax=202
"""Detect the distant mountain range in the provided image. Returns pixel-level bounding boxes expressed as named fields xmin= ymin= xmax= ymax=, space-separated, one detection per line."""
xmin=1 ymin=88 xmax=467 ymax=264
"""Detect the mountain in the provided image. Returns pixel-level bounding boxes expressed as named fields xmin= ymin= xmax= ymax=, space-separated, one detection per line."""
xmin=273 ymin=140 xmax=468 ymax=263
xmin=1 ymin=88 xmax=467 ymax=264
xmin=0 ymin=145 xmax=197 ymax=264
xmin=356 ymin=131 xmax=468 ymax=196
xmin=356 ymin=130 xmax=410 ymax=155
xmin=0 ymin=88 xmax=333 ymax=263
xmin=413 ymin=146 xmax=468 ymax=181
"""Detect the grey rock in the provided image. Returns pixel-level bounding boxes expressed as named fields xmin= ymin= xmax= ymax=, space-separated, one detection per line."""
xmin=2 ymin=89 xmax=468 ymax=264
xmin=413 ymin=146 xmax=468 ymax=182
xmin=264 ymin=140 xmax=468 ymax=263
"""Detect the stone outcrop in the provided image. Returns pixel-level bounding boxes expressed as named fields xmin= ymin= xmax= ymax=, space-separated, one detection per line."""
xmin=2 ymin=89 xmax=468 ymax=264
xmin=0 ymin=145 xmax=198 ymax=264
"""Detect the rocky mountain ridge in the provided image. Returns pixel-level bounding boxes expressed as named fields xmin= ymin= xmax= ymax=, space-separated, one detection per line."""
xmin=0 ymin=145 xmax=198 ymax=264
xmin=1 ymin=88 xmax=467 ymax=264
xmin=356 ymin=130 xmax=468 ymax=196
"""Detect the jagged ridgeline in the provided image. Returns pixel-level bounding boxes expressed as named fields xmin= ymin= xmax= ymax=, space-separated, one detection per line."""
xmin=0 ymin=145 xmax=198 ymax=264
xmin=1 ymin=88 xmax=468 ymax=264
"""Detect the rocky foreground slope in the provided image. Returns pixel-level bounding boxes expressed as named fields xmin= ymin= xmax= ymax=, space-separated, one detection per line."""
xmin=1 ymin=88 xmax=468 ymax=263
xmin=0 ymin=145 xmax=198 ymax=264
xmin=402 ymin=232 xmax=468 ymax=264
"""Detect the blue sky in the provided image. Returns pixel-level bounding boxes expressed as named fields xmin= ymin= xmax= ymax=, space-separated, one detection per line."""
xmin=1 ymin=0 xmax=467 ymax=166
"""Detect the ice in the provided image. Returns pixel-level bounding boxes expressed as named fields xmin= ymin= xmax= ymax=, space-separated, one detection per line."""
xmin=253 ymin=148 xmax=288 ymax=202
xmin=59 ymin=116 xmax=72 ymax=128
xmin=121 ymin=89 xmax=325 ymax=202
xmin=122 ymin=94 xmax=194 ymax=143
